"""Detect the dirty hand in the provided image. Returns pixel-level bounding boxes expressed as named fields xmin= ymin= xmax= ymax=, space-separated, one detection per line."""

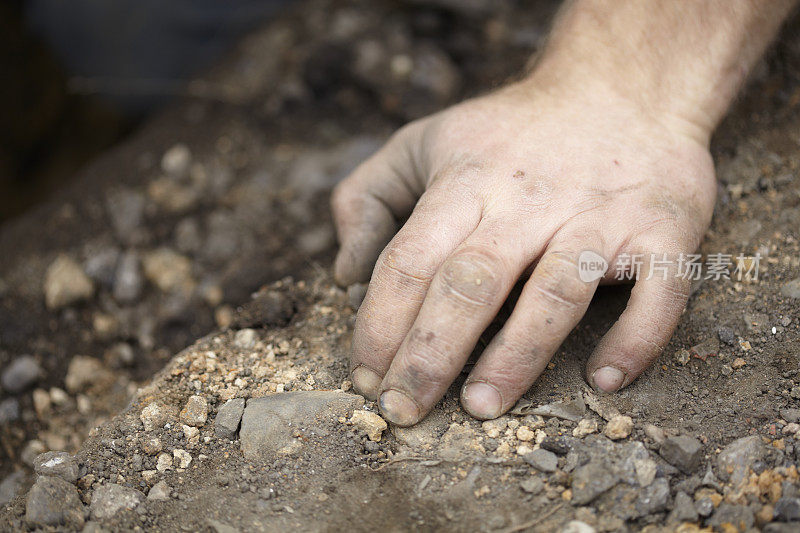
xmin=331 ymin=0 xmax=795 ymax=425
xmin=333 ymin=79 xmax=714 ymax=425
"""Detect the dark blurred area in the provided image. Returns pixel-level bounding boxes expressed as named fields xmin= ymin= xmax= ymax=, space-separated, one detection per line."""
xmin=0 ymin=0 xmax=289 ymax=224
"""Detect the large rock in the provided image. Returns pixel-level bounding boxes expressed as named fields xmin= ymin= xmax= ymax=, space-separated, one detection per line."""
xmin=716 ymin=435 xmax=765 ymax=483
xmin=44 ymin=255 xmax=95 ymax=310
xmin=239 ymin=391 xmax=364 ymax=460
xmin=90 ymin=484 xmax=144 ymax=519
xmin=25 ymin=476 xmax=84 ymax=528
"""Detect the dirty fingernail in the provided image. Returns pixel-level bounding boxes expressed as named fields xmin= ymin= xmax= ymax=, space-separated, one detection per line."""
xmin=379 ymin=389 xmax=420 ymax=426
xmin=351 ymin=366 xmax=381 ymax=401
xmin=592 ymin=366 xmax=625 ymax=392
xmin=461 ymin=382 xmax=502 ymax=420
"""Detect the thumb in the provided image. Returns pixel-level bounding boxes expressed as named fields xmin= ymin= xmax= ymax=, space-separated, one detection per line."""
xmin=332 ymin=125 xmax=423 ymax=286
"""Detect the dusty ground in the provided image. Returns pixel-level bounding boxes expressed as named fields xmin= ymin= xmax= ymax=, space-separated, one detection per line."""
xmin=1 ymin=0 xmax=800 ymax=531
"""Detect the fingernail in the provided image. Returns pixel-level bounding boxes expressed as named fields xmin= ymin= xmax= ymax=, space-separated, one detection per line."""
xmin=351 ymin=366 xmax=382 ymax=401
xmin=378 ymin=389 xmax=420 ymax=426
xmin=461 ymin=381 xmax=502 ymax=420
xmin=592 ymin=366 xmax=625 ymax=392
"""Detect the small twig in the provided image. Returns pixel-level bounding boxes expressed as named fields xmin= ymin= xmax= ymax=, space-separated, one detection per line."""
xmin=501 ymin=504 xmax=564 ymax=533
xmin=370 ymin=456 xmax=440 ymax=471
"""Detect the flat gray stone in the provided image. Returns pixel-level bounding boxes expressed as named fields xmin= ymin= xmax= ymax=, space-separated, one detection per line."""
xmin=25 ymin=475 xmax=84 ymax=528
xmin=214 ymin=398 xmax=245 ymax=439
xmin=523 ymin=448 xmax=558 ymax=473
xmin=669 ymin=491 xmax=699 ymax=523
xmin=33 ymin=451 xmax=79 ymax=484
xmin=659 ymin=435 xmax=702 ymax=474
xmin=90 ymin=483 xmax=144 ymax=519
xmin=239 ymin=391 xmax=364 ymax=460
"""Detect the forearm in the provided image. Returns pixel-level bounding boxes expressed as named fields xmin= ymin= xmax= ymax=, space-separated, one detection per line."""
xmin=529 ymin=0 xmax=797 ymax=142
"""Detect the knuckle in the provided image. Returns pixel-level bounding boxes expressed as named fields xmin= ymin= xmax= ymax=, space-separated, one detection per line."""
xmin=376 ymin=238 xmax=433 ymax=286
xmin=439 ymin=248 xmax=504 ymax=306
xmin=531 ymin=252 xmax=593 ymax=308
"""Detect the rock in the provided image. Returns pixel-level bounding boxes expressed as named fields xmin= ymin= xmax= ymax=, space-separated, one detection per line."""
xmin=774 ymin=497 xmax=800 ymax=522
xmin=523 ymin=448 xmax=558 ymax=473
xmin=156 ymin=453 xmax=172 ymax=472
xmin=203 ymin=210 xmax=239 ymax=263
xmin=44 ymin=255 xmax=95 ymax=309
xmin=0 ymin=471 xmax=26 ymax=505
xmin=83 ymin=246 xmax=120 ymax=286
xmin=173 ymin=449 xmax=192 ymax=469
xmin=65 ymin=355 xmax=109 ymax=393
xmin=106 ymin=188 xmax=145 ymax=242
xmin=161 ymin=144 xmax=191 ymax=176
xmin=234 ymin=329 xmax=257 ymax=349
xmin=214 ymin=398 xmax=245 ymax=439
xmin=780 ymin=278 xmax=800 ymax=299
xmin=520 ymin=477 xmax=543 ymax=494
xmin=540 ymin=436 xmax=574 ymax=456
xmin=516 ymin=426 xmax=535 ymax=442
xmin=560 ymin=521 xmax=596 ymax=533
xmin=0 ymin=398 xmax=20 ymax=424
xmin=659 ymin=435 xmax=703 ymax=474
xmin=174 ymin=217 xmax=203 ymax=254
xmin=140 ymin=402 xmax=177 ymax=432
xmin=716 ymin=435 xmax=765 ymax=482
xmin=180 ymin=395 xmax=208 ymax=427
xmin=781 ymin=408 xmax=800 ymax=423
xmin=142 ymin=437 xmax=163 ymax=455
xmin=113 ymin=251 xmax=143 ymax=303
xmin=708 ymin=502 xmax=754 ymax=530
xmin=1 ymin=355 xmax=40 ymax=394
xmin=573 ymin=419 xmax=598 ymax=438
xmin=240 ymin=391 xmax=364 ymax=460
xmin=604 ymin=415 xmax=633 ymax=440
xmin=570 ymin=461 xmax=618 ymax=505
xmin=90 ymin=483 xmax=144 ymax=519
xmin=142 ymin=248 xmax=194 ymax=294
xmin=669 ymin=491 xmax=699 ymax=523
xmin=350 ymin=410 xmax=387 ymax=442
xmin=718 ymin=326 xmax=737 ymax=345
xmin=20 ymin=440 xmax=46 ymax=466
xmin=634 ymin=477 xmax=670 ymax=516
xmin=25 ymin=475 xmax=84 ymax=528
xmin=33 ymin=451 xmax=79 ymax=483
xmin=643 ymin=424 xmax=665 ymax=444
xmin=689 ymin=337 xmax=719 ymax=361
xmin=147 ymin=480 xmax=170 ymax=501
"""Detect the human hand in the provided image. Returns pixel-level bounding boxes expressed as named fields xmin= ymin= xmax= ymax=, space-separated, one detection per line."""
xmin=331 ymin=77 xmax=717 ymax=426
